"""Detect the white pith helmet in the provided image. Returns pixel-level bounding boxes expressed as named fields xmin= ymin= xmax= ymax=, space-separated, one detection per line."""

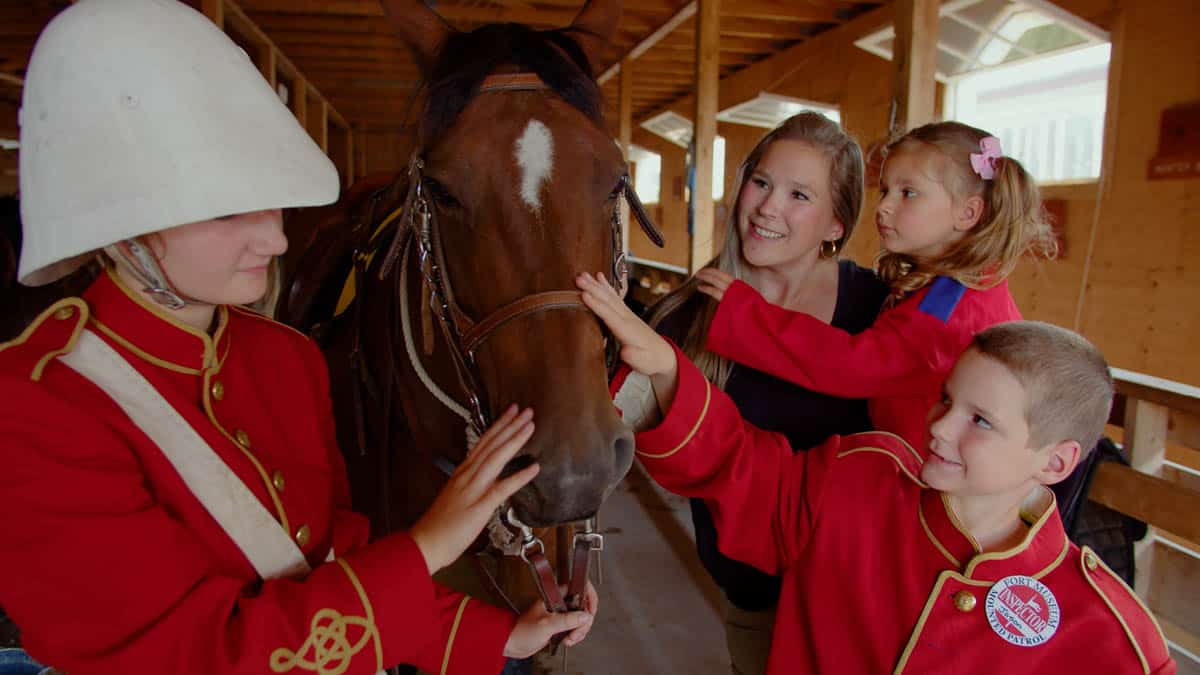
xmin=17 ymin=0 xmax=339 ymax=287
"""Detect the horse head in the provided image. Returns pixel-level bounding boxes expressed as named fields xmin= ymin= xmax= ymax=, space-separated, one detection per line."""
xmin=383 ymin=0 xmax=645 ymax=527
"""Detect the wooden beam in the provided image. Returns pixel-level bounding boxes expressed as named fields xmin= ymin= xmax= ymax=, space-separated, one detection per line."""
xmin=345 ymin=127 xmax=355 ymax=186
xmin=1090 ymin=462 xmax=1200 ymax=549
xmin=892 ymin=0 xmax=938 ymax=130
xmin=1114 ymin=368 xmax=1200 ymax=418
xmin=0 ymin=73 xmax=22 ymax=86
xmin=675 ymin=16 xmax=815 ymax=40
xmin=327 ymin=105 xmax=349 ymax=131
xmin=598 ymin=2 xmax=697 ymax=85
xmin=268 ymin=32 xmax=405 ymax=49
xmin=269 ymin=45 xmax=411 ymax=62
xmin=633 ymin=128 xmax=685 ymax=158
xmin=202 ymin=0 xmax=224 ymax=29
xmin=259 ymin=46 xmax=277 ymax=88
xmin=691 ymin=0 xmax=719 ymax=273
xmin=436 ymin=5 xmax=576 ymax=26
xmin=224 ymin=0 xmax=272 ymax=49
xmin=316 ymin=96 xmax=329 ymax=152
xmin=253 ymin=14 xmax=395 ymax=34
xmin=292 ymin=76 xmax=307 ymax=127
xmin=652 ymin=35 xmax=796 ymax=54
xmin=240 ymin=0 xmax=383 ymax=16
xmin=636 ymin=3 xmax=891 ymax=126
xmin=719 ymin=1 xmax=837 ymax=23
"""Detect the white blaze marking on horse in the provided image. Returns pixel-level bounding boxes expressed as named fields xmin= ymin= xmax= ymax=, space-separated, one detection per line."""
xmin=515 ymin=119 xmax=554 ymax=214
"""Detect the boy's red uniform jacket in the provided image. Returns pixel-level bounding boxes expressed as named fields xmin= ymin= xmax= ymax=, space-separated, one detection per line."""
xmin=615 ymin=350 xmax=1175 ymax=675
xmin=0 ymin=269 xmax=514 ymax=675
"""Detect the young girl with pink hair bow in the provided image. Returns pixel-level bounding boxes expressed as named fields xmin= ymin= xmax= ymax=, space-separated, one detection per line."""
xmin=690 ymin=121 xmax=1056 ymax=453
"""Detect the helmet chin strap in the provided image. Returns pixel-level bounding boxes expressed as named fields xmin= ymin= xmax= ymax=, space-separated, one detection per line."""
xmin=104 ymin=238 xmax=201 ymax=310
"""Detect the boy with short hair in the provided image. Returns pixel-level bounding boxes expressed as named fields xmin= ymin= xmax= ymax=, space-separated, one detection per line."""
xmin=580 ymin=269 xmax=1174 ymax=675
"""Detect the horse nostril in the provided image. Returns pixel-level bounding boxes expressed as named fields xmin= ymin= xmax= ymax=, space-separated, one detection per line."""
xmin=614 ymin=434 xmax=632 ymax=459
xmin=503 ymin=453 xmax=536 ymax=478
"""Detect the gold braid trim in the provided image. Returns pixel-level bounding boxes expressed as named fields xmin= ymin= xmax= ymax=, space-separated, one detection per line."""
xmin=269 ymin=560 xmax=383 ymax=674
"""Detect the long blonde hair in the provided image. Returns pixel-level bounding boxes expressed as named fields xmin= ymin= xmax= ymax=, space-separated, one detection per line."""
xmin=876 ymin=121 xmax=1057 ymax=304
xmin=648 ymin=112 xmax=865 ymax=389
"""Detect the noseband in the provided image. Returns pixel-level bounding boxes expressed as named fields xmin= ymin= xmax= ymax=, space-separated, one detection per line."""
xmin=369 ymin=71 xmax=664 ymax=628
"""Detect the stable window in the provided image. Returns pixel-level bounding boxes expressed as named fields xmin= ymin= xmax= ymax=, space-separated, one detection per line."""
xmin=855 ymin=0 xmax=1109 ymax=182
xmin=947 ymin=43 xmax=1109 ymax=182
xmin=628 ymin=145 xmax=661 ymax=205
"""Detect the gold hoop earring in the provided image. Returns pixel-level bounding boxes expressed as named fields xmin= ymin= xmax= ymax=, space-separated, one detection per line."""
xmin=819 ymin=239 xmax=839 ymax=259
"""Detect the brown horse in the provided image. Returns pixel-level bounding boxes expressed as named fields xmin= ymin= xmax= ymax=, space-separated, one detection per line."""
xmin=278 ymin=0 xmax=662 ymax=623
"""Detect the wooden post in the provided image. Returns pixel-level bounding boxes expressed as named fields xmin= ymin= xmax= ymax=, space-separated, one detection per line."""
xmin=291 ymin=77 xmax=307 ymax=128
xmin=201 ymin=0 xmax=224 ymax=29
xmin=690 ymin=0 xmax=719 ymax=273
xmin=345 ymin=127 xmax=356 ymax=187
xmin=1124 ymin=398 xmax=1170 ymax=596
xmin=259 ymin=47 xmax=277 ymax=90
xmin=317 ymin=98 xmax=329 ymax=153
xmin=619 ymin=58 xmax=634 ymax=260
xmin=892 ymin=0 xmax=938 ymax=131
xmin=355 ymin=124 xmax=368 ymax=178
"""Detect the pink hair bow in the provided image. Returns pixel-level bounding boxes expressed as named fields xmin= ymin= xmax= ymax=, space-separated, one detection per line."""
xmin=970 ymin=136 xmax=1003 ymax=180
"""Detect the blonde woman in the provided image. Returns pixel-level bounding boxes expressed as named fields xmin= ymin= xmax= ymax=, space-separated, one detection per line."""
xmin=647 ymin=113 xmax=886 ymax=675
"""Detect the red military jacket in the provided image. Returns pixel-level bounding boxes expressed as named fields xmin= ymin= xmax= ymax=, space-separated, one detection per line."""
xmin=707 ymin=276 xmax=1021 ymax=449
xmin=628 ymin=348 xmax=1175 ymax=675
xmin=0 ymin=268 xmax=514 ymax=675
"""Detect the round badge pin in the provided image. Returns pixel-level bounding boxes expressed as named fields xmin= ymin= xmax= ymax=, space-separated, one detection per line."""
xmin=984 ymin=575 xmax=1061 ymax=647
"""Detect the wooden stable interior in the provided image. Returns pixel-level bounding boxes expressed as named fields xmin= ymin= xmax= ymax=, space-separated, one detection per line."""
xmin=1 ymin=0 xmax=1198 ymax=671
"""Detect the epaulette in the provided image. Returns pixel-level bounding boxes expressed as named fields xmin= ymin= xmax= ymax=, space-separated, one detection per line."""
xmin=0 ymin=297 xmax=89 ymax=381
xmin=1078 ymin=545 xmax=1172 ymax=674
xmin=918 ymin=276 xmax=967 ymax=323
xmin=228 ymin=305 xmax=313 ymax=343
xmin=835 ymin=430 xmax=927 ymax=487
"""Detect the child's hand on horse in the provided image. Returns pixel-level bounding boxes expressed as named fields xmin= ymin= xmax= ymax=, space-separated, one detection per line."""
xmin=695 ymin=267 xmax=735 ymax=302
xmin=576 ymin=272 xmax=676 ymax=378
xmin=504 ymin=580 xmax=599 ymax=658
xmin=410 ymin=406 xmax=538 ymax=574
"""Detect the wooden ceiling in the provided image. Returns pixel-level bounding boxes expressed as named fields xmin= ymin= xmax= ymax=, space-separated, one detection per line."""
xmin=2 ymin=0 xmax=884 ymax=132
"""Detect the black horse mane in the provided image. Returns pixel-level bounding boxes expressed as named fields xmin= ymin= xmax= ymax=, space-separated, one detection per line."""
xmin=421 ymin=23 xmax=603 ymax=145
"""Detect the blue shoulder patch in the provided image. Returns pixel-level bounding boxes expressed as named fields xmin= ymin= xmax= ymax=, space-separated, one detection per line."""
xmin=917 ymin=276 xmax=966 ymax=323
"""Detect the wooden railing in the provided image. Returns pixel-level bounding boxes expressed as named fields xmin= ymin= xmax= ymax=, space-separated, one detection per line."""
xmin=201 ymin=0 xmax=356 ymax=188
xmin=1097 ymin=368 xmax=1200 ymax=670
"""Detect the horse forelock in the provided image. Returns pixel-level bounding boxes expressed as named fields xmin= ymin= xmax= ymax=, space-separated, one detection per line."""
xmin=419 ymin=23 xmax=602 ymax=148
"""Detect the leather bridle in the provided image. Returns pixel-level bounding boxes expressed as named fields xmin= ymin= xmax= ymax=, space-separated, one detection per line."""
xmin=368 ymin=71 xmax=664 ymax=632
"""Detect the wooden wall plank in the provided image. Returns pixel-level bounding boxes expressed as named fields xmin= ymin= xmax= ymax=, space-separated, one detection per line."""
xmin=1089 ymin=462 xmax=1200 ymax=547
xmin=1076 ymin=1 xmax=1200 ymax=386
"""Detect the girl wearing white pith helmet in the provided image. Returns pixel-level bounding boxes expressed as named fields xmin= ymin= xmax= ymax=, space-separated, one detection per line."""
xmin=0 ymin=1 xmax=594 ymax=673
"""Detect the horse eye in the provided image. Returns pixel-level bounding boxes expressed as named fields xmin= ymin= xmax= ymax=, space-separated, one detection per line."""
xmin=423 ymin=178 xmax=460 ymax=209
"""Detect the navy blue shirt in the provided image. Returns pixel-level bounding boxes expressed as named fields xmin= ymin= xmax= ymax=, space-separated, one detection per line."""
xmin=656 ymin=260 xmax=887 ymax=611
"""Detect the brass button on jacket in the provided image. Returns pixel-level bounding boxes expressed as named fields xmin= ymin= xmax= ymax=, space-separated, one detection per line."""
xmin=54 ymin=306 xmax=75 ymax=321
xmin=953 ymin=590 xmax=977 ymax=612
xmin=295 ymin=524 xmax=311 ymax=548
xmin=272 ymin=470 xmax=285 ymax=492
xmin=234 ymin=429 xmax=250 ymax=449
xmin=1085 ymin=551 xmax=1099 ymax=571
xmin=210 ymin=381 xmax=225 ymax=401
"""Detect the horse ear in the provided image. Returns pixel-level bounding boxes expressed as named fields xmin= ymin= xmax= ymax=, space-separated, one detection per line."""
xmin=565 ymin=0 xmax=621 ymax=77
xmin=380 ymin=0 xmax=454 ymax=75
